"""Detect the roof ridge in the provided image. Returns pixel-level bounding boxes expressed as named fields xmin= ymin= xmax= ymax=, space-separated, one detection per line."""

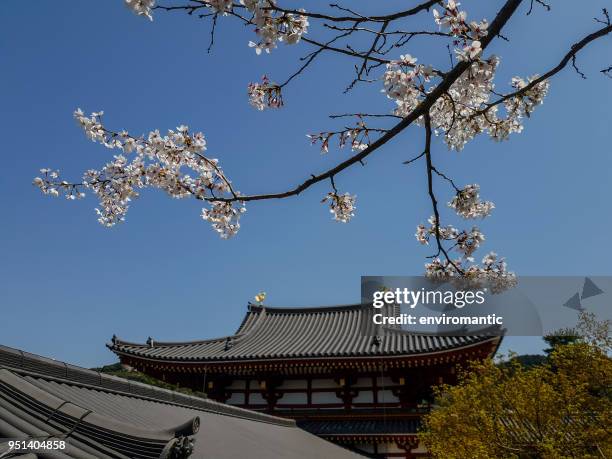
xmin=109 ymin=308 xmax=271 ymax=349
xmin=109 ymin=334 xmax=245 ymax=348
xmin=248 ymin=302 xmax=372 ymax=314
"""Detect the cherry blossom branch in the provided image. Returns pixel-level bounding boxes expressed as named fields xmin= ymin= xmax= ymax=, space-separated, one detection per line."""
xmin=158 ymin=1 xmax=448 ymax=84
xmin=40 ymin=0 xmax=610 ymax=283
xmin=201 ymin=0 xmax=525 ymax=203
xmin=157 ymin=0 xmax=438 ymax=24
xmin=475 ymin=20 xmax=612 ymax=117
xmin=307 ymin=119 xmax=389 ymax=154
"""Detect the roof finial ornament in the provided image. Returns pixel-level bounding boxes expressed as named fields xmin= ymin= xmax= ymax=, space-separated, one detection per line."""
xmin=224 ymin=337 xmax=233 ymax=351
xmin=146 ymin=336 xmax=155 ymax=348
xmin=111 ymin=334 xmax=117 ymax=345
xmin=371 ymin=336 xmax=382 ymax=347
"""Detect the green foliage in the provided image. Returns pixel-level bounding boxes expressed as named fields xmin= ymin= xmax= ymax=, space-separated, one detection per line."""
xmin=420 ymin=312 xmax=612 ymax=459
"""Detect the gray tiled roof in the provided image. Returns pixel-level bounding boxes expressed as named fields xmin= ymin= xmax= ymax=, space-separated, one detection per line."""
xmin=0 ymin=345 xmax=362 ymax=459
xmin=109 ymin=303 xmax=499 ymax=362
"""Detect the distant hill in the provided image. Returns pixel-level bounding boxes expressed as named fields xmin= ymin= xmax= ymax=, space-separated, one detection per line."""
xmin=497 ymin=354 xmax=547 ymax=370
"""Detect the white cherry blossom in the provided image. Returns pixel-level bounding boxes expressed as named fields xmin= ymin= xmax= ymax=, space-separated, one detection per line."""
xmin=433 ymin=1 xmax=486 ymax=41
xmin=243 ymin=1 xmax=309 ymax=54
xmin=456 ymin=40 xmax=482 ymax=61
xmin=248 ymin=76 xmax=283 ymax=110
xmin=201 ymin=201 xmax=246 ymax=239
xmin=125 ymin=0 xmax=155 ymax=21
xmin=208 ymin=0 xmax=234 ymax=14
xmin=449 ymin=184 xmax=495 ymax=218
xmin=323 ymin=192 xmax=356 ymax=223
xmin=455 ymin=227 xmax=485 ymax=257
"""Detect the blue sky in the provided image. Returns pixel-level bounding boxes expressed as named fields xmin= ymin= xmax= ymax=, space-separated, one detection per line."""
xmin=1 ymin=1 xmax=610 ymax=367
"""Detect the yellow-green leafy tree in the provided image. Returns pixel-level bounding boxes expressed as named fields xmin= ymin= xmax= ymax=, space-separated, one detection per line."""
xmin=420 ymin=312 xmax=611 ymax=459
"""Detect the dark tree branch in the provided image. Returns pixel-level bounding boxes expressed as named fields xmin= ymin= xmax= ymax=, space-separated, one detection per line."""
xmin=403 ymin=151 xmax=425 ymax=165
xmin=527 ymin=0 xmax=551 ymax=16
xmin=423 ymin=113 xmax=464 ymax=274
xmin=330 ymin=113 xmax=402 ymax=119
xmin=279 ymin=30 xmax=354 ymax=88
xmin=322 ymin=0 xmax=440 ymax=23
xmin=571 ymin=55 xmax=587 ymax=79
xmin=431 ymin=166 xmax=461 ymax=192
xmin=207 ymin=13 xmax=218 ymax=53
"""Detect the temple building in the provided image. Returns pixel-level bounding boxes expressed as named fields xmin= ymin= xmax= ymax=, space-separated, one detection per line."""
xmin=108 ymin=303 xmax=501 ymax=458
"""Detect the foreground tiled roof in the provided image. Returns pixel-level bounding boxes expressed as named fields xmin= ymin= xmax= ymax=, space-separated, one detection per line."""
xmin=0 ymin=345 xmax=362 ymax=459
xmin=109 ymin=303 xmax=499 ymax=362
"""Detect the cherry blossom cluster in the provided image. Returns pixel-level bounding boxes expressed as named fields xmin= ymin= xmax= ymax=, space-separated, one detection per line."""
xmin=322 ymin=192 xmax=356 ymax=223
xmin=34 ymin=109 xmax=245 ymax=237
xmin=433 ymin=1 xmax=488 ymax=42
xmin=455 ymin=227 xmax=485 ymax=258
xmin=428 ymin=56 xmax=498 ymax=150
xmin=449 ymin=184 xmax=494 ymax=218
xmin=208 ymin=0 xmax=234 ymax=14
xmin=432 ymin=57 xmax=549 ymax=149
xmin=242 ymin=1 xmax=309 ymax=55
xmin=201 ymin=201 xmax=246 ymax=239
xmin=125 ymin=0 xmax=155 ymax=21
xmin=33 ymin=169 xmax=86 ymax=200
xmin=433 ymin=1 xmax=488 ymax=62
xmin=425 ymin=251 xmax=516 ymax=293
xmin=477 ymin=251 xmax=517 ymax=293
xmin=416 ymin=181 xmax=515 ymax=290
xmin=307 ymin=118 xmax=375 ymax=153
xmin=416 ymin=216 xmax=461 ymax=245
xmin=248 ymin=75 xmax=283 ymax=110
xmin=505 ymin=76 xmax=550 ymax=119
xmin=383 ymin=54 xmax=435 ymax=117
xmin=123 ymin=0 xmax=308 ymax=55
xmin=380 ymin=2 xmax=549 ymax=152
xmin=416 ymin=217 xmax=484 ymax=258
